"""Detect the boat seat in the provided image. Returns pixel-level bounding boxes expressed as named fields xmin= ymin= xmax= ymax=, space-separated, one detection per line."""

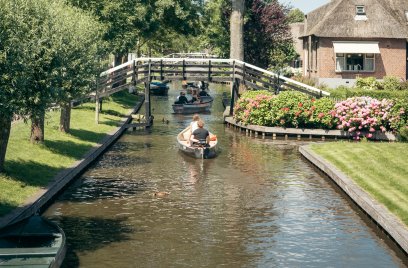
xmin=0 ymin=247 xmax=59 ymax=257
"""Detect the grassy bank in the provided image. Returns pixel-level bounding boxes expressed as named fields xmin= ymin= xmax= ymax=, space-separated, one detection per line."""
xmin=0 ymin=91 xmax=140 ymax=216
xmin=310 ymin=142 xmax=408 ymax=226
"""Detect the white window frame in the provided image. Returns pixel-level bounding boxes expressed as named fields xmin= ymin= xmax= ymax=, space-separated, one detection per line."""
xmin=356 ymin=5 xmax=365 ymax=15
xmin=335 ymin=53 xmax=375 ymax=72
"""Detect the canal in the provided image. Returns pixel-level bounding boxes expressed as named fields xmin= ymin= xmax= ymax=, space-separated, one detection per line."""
xmin=43 ymin=83 xmax=408 ymax=267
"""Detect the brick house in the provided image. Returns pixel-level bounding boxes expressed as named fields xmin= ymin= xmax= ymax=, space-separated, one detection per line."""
xmin=298 ymin=0 xmax=408 ymax=87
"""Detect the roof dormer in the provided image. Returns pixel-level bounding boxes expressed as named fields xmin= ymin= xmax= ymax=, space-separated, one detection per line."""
xmin=355 ymin=5 xmax=367 ymax=21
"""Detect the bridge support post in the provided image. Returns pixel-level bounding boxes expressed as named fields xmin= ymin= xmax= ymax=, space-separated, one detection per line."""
xmin=95 ymin=80 xmax=100 ymax=124
xmin=229 ymin=78 xmax=240 ymax=116
xmin=145 ymin=60 xmax=152 ymax=128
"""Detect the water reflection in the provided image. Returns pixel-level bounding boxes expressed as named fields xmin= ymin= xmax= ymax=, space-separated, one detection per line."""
xmin=43 ymin=82 xmax=408 ymax=267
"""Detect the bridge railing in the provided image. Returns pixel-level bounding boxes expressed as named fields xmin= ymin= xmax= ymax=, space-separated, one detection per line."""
xmin=97 ymin=58 xmax=330 ymax=98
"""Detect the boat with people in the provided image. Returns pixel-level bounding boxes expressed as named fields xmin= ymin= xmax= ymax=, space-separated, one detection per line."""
xmin=0 ymin=215 xmax=66 ymax=267
xmin=173 ymin=89 xmax=214 ymax=114
xmin=176 ymin=127 xmax=218 ymax=159
xmin=172 ymin=97 xmax=214 ymax=114
xmin=150 ymin=81 xmax=170 ymax=95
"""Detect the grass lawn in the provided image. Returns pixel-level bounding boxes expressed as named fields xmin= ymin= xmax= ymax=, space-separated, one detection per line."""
xmin=310 ymin=142 xmax=408 ymax=226
xmin=0 ymin=91 xmax=140 ymax=216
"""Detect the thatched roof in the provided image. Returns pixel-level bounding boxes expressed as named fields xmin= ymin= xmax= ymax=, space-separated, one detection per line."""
xmin=302 ymin=0 xmax=408 ymax=38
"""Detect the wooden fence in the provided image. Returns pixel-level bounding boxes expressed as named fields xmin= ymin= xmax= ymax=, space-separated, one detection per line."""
xmin=95 ymin=58 xmax=330 ymax=124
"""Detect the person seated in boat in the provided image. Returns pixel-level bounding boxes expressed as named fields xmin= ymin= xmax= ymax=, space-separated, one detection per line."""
xmin=175 ymin=91 xmax=188 ymax=104
xmin=185 ymin=88 xmax=194 ymax=102
xmin=182 ymin=80 xmax=188 ymax=90
xmin=191 ymin=120 xmax=210 ymax=147
xmin=199 ymin=88 xmax=210 ymax=97
xmin=190 ymin=114 xmax=200 ymax=132
xmin=190 ymin=89 xmax=200 ymax=103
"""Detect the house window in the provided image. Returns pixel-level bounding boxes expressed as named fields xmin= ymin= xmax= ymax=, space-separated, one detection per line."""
xmin=335 ymin=53 xmax=375 ymax=72
xmin=356 ymin=5 xmax=365 ymax=15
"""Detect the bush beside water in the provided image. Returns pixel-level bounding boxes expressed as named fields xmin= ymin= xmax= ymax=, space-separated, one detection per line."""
xmin=233 ymin=90 xmax=407 ymax=140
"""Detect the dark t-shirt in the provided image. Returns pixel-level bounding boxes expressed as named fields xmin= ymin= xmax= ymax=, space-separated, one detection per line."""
xmin=192 ymin=128 xmax=209 ymax=141
xmin=199 ymin=90 xmax=209 ymax=96
xmin=177 ymin=95 xmax=188 ymax=104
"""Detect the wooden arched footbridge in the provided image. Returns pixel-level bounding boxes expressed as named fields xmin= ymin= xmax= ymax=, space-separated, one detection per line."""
xmin=95 ymin=58 xmax=330 ymax=126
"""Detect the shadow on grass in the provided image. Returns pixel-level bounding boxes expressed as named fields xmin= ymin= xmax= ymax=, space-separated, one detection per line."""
xmin=5 ymin=160 xmax=61 ymax=187
xmin=69 ymin=128 xmax=108 ymax=144
xmin=110 ymin=91 xmax=140 ymax=107
xmin=0 ymin=201 xmax=18 ymax=217
xmin=101 ymin=109 xmax=124 ymax=117
xmin=48 ymin=216 xmax=133 ymax=268
xmin=44 ymin=140 xmax=94 ymax=159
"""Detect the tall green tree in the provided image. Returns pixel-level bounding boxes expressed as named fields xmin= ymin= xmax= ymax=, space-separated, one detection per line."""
xmin=201 ymin=0 xmax=295 ymax=68
xmin=0 ymin=0 xmax=104 ymax=172
xmin=68 ymin=0 xmax=201 ymax=63
xmin=287 ymin=8 xmax=305 ymax=23
xmin=0 ymin=0 xmax=30 ymax=171
xmin=50 ymin=6 xmax=105 ymax=133
xmin=200 ymin=0 xmax=230 ymax=58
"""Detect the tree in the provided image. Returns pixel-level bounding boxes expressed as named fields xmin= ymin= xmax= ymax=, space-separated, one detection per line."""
xmin=51 ymin=7 xmax=105 ymax=133
xmin=200 ymin=0 xmax=230 ymax=58
xmin=287 ymin=8 xmax=305 ymax=23
xmin=68 ymin=0 xmax=201 ymax=62
xmin=200 ymin=0 xmax=295 ymax=68
xmin=244 ymin=0 xmax=294 ymax=68
xmin=230 ymin=0 xmax=245 ymax=60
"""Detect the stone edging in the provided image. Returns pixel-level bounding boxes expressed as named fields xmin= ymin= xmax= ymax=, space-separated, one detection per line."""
xmin=299 ymin=145 xmax=408 ymax=254
xmin=0 ymin=96 xmax=145 ymax=229
xmin=224 ymin=116 xmax=396 ymax=141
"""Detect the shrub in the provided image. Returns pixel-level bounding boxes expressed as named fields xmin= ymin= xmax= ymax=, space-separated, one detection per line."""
xmin=356 ymin=77 xmax=380 ymax=90
xmin=331 ymin=97 xmax=399 ymax=139
xmin=389 ymin=98 xmax=408 ymax=130
xmin=233 ymin=93 xmax=275 ymax=125
xmin=269 ymin=91 xmax=312 ymax=128
xmin=308 ymin=98 xmax=337 ymax=129
xmin=382 ymin=76 xmax=402 ymax=91
xmin=398 ymin=126 xmax=408 ymax=142
xmin=240 ymin=90 xmax=273 ymax=99
xmin=328 ymin=88 xmax=408 ymax=100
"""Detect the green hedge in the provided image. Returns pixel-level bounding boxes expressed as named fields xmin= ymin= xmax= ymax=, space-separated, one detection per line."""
xmin=328 ymin=88 xmax=408 ymax=100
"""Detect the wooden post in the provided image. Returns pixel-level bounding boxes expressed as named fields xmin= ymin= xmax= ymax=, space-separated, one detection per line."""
xmin=95 ymin=78 xmax=99 ymax=124
xmin=135 ymin=60 xmax=139 ymax=84
xmin=229 ymin=78 xmax=239 ymax=116
xmin=242 ymin=63 xmax=246 ymax=85
xmin=208 ymin=60 xmax=212 ymax=82
xmin=182 ymin=59 xmax=186 ymax=81
xmin=145 ymin=60 xmax=152 ymax=127
xmin=160 ymin=59 xmax=163 ymax=81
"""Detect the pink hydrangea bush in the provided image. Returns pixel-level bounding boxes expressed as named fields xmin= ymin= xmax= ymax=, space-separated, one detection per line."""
xmin=234 ymin=94 xmax=275 ymax=125
xmin=331 ymin=97 xmax=399 ymax=138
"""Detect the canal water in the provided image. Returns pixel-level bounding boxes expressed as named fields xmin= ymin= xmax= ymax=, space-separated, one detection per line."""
xmin=43 ymin=83 xmax=408 ymax=267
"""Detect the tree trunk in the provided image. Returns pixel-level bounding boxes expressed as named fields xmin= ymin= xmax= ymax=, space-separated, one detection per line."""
xmin=30 ymin=110 xmax=45 ymax=143
xmin=0 ymin=116 xmax=12 ymax=173
xmin=230 ymin=0 xmax=245 ymax=61
xmin=59 ymin=102 xmax=71 ymax=133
